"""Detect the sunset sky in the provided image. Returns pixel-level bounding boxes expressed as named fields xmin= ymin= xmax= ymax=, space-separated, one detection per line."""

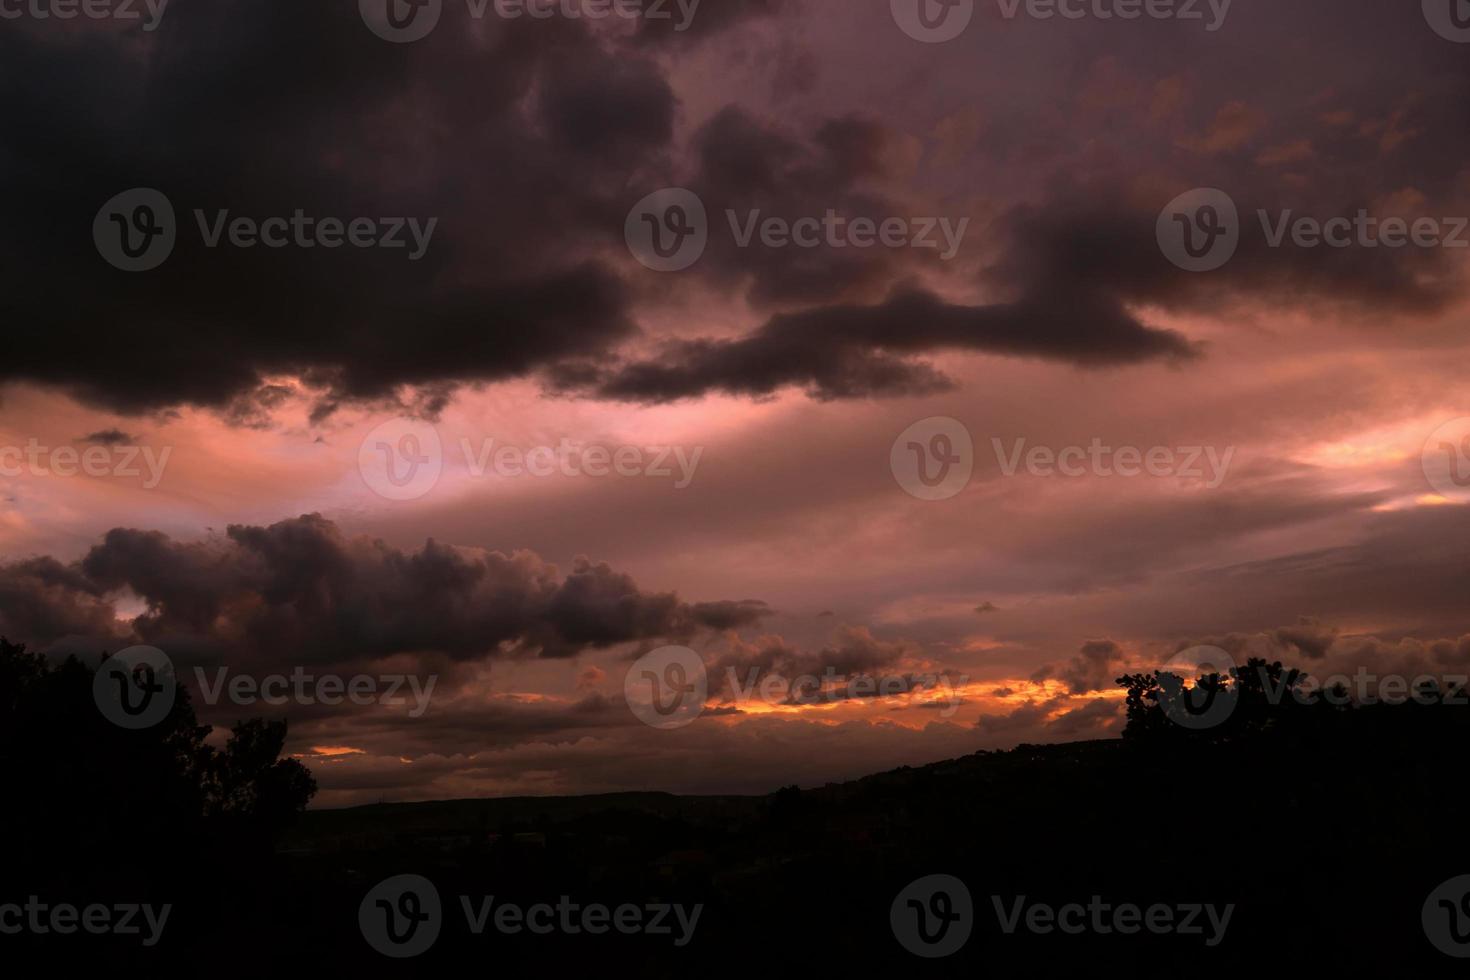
xmin=3 ymin=0 xmax=1470 ymax=807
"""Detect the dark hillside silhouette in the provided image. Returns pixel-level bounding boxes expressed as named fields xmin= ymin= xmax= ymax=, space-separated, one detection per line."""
xmin=6 ymin=642 xmax=1470 ymax=973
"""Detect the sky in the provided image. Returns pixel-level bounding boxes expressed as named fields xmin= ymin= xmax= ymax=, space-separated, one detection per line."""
xmin=3 ymin=0 xmax=1470 ymax=807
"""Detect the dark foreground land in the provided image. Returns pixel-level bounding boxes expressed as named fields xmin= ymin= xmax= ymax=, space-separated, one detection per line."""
xmin=6 ymin=643 xmax=1470 ymax=974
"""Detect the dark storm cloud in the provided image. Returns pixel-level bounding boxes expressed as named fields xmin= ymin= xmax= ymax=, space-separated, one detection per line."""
xmin=79 ymin=429 xmax=137 ymax=446
xmin=1052 ymin=639 xmax=1127 ymax=695
xmin=710 ymin=625 xmax=912 ymax=695
xmin=1 ymin=0 xmax=664 ymax=418
xmin=554 ymin=286 xmax=1199 ymax=402
xmin=0 ymin=514 xmax=768 ymax=666
xmin=0 ymin=557 xmax=120 ymax=647
xmin=10 ymin=0 xmax=1470 ymax=420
